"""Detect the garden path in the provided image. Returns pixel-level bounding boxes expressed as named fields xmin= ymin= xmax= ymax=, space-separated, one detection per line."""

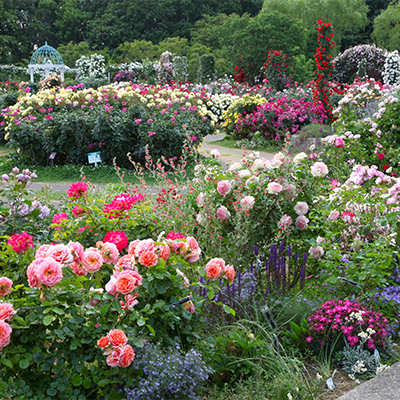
xmin=336 ymin=360 xmax=400 ymax=399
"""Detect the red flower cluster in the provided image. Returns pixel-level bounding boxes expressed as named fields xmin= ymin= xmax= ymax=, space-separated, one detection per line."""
xmin=7 ymin=232 xmax=34 ymax=254
xmin=313 ymin=20 xmax=337 ymax=121
xmin=67 ymin=181 xmax=88 ymax=200
xmin=103 ymin=193 xmax=144 ymax=219
xmin=234 ymin=65 xmax=248 ymax=84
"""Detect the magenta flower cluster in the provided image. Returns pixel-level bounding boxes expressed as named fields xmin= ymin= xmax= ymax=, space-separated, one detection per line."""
xmin=307 ymin=299 xmax=389 ymax=349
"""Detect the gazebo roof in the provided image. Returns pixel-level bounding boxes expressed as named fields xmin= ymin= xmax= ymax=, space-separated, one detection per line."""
xmin=30 ymin=41 xmax=64 ymax=65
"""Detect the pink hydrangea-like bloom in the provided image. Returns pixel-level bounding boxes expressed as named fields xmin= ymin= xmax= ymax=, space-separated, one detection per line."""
xmin=217 ymin=205 xmax=231 ymax=221
xmin=7 ymin=232 xmax=33 ymax=253
xmin=0 ymin=303 xmax=17 ymax=321
xmin=205 ymin=258 xmax=225 ymax=279
xmin=0 ymin=277 xmax=13 ymax=296
xmin=134 ymin=239 xmax=155 ymax=257
xmin=294 ymin=201 xmax=309 ymax=216
xmin=295 ymin=215 xmax=309 ymax=231
xmin=217 ymin=180 xmax=232 ymax=196
xmin=99 ymin=242 xmax=120 ymax=265
xmin=103 ymin=230 xmax=129 ymax=252
xmin=310 ymin=162 xmax=329 ymax=178
xmin=36 ymin=258 xmax=63 ymax=287
xmin=277 ymin=215 xmax=292 ymax=230
xmin=52 ymin=212 xmax=68 ymax=228
xmin=67 ymin=181 xmax=88 ymax=200
xmin=240 ymin=195 xmax=255 ymax=210
xmin=82 ymin=249 xmax=103 ymax=273
xmin=267 ymin=182 xmax=283 ymax=194
xmin=308 ymin=246 xmax=324 ymax=258
xmin=0 ymin=320 xmax=12 ymax=350
xmin=47 ymin=244 xmax=74 ymax=264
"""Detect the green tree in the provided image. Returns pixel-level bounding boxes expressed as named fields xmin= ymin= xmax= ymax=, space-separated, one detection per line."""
xmin=372 ymin=1 xmax=400 ymax=51
xmin=262 ymin=0 xmax=369 ymax=48
xmin=158 ymin=37 xmax=189 ymax=57
xmin=57 ymin=41 xmax=93 ymax=67
xmin=111 ymin=40 xmax=159 ymax=63
xmin=187 ymin=43 xmax=212 ymax=81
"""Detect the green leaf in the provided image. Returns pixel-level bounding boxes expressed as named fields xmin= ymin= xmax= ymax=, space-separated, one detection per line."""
xmin=133 ymin=339 xmax=145 ymax=348
xmin=19 ymin=359 xmax=30 ymax=369
xmin=208 ymin=288 xmax=215 ymax=300
xmin=0 ymin=380 xmax=7 ymax=390
xmin=0 ymin=358 xmax=13 ymax=368
xmin=112 ymin=299 xmax=122 ymax=314
xmin=137 ymin=318 xmax=146 ymax=327
xmin=157 ymin=287 xmax=166 ymax=294
xmin=146 ymin=324 xmax=155 ymax=336
xmin=33 ymin=352 xmax=44 ymax=363
xmin=47 ymin=388 xmax=57 ymax=396
xmin=53 ymin=307 xmax=64 ymax=315
xmin=100 ymin=303 xmax=111 ymax=317
xmin=222 ymin=304 xmax=235 ymax=316
xmin=72 ymin=374 xmax=82 ymax=387
xmin=110 ymin=389 xmax=122 ymax=399
xmin=43 ymin=315 xmax=53 ymax=326
xmin=98 ymin=379 xmax=111 ymax=386
xmin=83 ymin=377 xmax=91 ymax=389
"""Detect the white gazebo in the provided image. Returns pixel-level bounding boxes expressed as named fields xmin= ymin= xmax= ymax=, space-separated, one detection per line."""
xmin=29 ymin=41 xmax=65 ymax=82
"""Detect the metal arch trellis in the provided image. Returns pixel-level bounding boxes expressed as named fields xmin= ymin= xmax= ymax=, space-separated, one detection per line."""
xmin=30 ymin=41 xmax=64 ymax=65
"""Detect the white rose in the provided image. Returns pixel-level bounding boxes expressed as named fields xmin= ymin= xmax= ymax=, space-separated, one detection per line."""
xmin=293 ymin=152 xmax=308 ymax=164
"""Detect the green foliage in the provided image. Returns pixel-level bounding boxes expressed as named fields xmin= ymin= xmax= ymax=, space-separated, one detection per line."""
xmin=111 ymin=40 xmax=159 ymax=64
xmin=57 ymin=42 xmax=96 ymax=68
xmin=372 ymin=1 xmax=400 ymax=51
xmin=198 ymin=55 xmax=216 ymax=84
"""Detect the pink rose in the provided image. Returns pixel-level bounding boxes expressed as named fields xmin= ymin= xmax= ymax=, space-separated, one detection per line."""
xmin=119 ymin=344 xmax=135 ymax=368
xmin=0 ymin=303 xmax=17 ymax=321
xmin=184 ymin=247 xmax=201 ymax=263
xmin=196 ymin=193 xmax=204 ymax=206
xmin=295 ymin=215 xmax=309 ymax=231
xmin=224 ymin=265 xmax=235 ymax=283
xmin=217 ymin=180 xmax=232 ymax=196
xmin=294 ymin=202 xmax=309 ymax=216
xmin=36 ymin=258 xmax=63 ymax=287
xmin=70 ymin=262 xmax=87 ymax=276
xmin=67 ymin=241 xmax=85 ymax=264
xmin=105 ymin=275 xmax=118 ymax=296
xmin=328 ymin=210 xmax=340 ymax=221
xmin=35 ymin=244 xmax=51 ymax=259
xmin=138 ymin=251 xmax=158 ymax=267
xmin=0 ymin=320 xmax=12 ymax=350
xmin=210 ymin=149 xmax=220 ymax=159
xmin=308 ymin=246 xmax=324 ymax=258
xmin=216 ymin=206 xmax=231 ymax=221
xmin=82 ymin=249 xmax=103 ymax=273
xmin=277 ymin=214 xmax=292 ymax=230
xmin=100 ymin=242 xmax=120 ymax=265
xmin=116 ymin=270 xmax=143 ymax=294
xmin=134 ymin=239 xmax=155 ymax=257
xmin=158 ymin=245 xmax=171 ymax=262
xmin=47 ymin=244 xmax=74 ymax=264
xmin=240 ymin=196 xmax=255 ymax=210
xmin=106 ymin=346 xmax=124 ymax=367
xmin=0 ymin=277 xmax=13 ymax=296
xmin=186 ymin=237 xmax=199 ymax=251
xmin=310 ymin=162 xmax=329 ymax=177
xmin=267 ymin=182 xmax=283 ymax=194
xmin=335 ymin=137 xmax=345 ymax=148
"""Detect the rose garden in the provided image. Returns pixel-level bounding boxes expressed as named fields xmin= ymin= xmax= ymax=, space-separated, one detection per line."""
xmin=0 ymin=3 xmax=400 ymax=400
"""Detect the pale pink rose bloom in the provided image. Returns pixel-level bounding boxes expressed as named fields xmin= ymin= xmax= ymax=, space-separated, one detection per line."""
xmin=120 ymin=294 xmax=139 ymax=310
xmin=224 ymin=265 xmax=235 ymax=283
xmin=47 ymin=244 xmax=74 ymax=264
xmin=169 ymin=240 xmax=181 ymax=253
xmin=128 ymin=239 xmax=141 ymax=256
xmin=217 ymin=205 xmax=231 ymax=221
xmin=158 ymin=245 xmax=171 ymax=262
xmin=36 ymin=258 xmax=63 ymax=287
xmin=277 ymin=215 xmax=292 ymax=230
xmin=184 ymin=247 xmax=201 ymax=263
xmin=70 ymin=262 xmax=88 ymax=276
xmin=105 ymin=275 xmax=118 ymax=296
xmin=205 ymin=258 xmax=225 ymax=279
xmin=335 ymin=137 xmax=345 ymax=148
xmin=217 ymin=180 xmax=232 ymax=196
xmin=294 ymin=201 xmax=309 ymax=216
xmin=114 ymin=255 xmax=137 ymax=276
xmin=134 ymin=239 xmax=155 ymax=257
xmin=310 ymin=162 xmax=329 ymax=177
xmin=328 ymin=210 xmax=340 ymax=221
xmin=186 ymin=237 xmax=199 ymax=251
xmin=196 ymin=193 xmax=204 ymax=206
xmin=0 ymin=303 xmax=17 ymax=321
xmin=267 ymin=182 xmax=283 ymax=194
xmin=0 ymin=277 xmax=13 ymax=296
xmin=309 ymin=246 xmax=324 ymax=258
xmin=240 ymin=196 xmax=255 ymax=210
xmin=237 ymin=169 xmax=251 ymax=179
xmin=27 ymin=259 xmax=42 ymax=288
xmin=35 ymin=244 xmax=51 ymax=259
xmin=210 ymin=149 xmax=220 ymax=159
xmin=295 ymin=215 xmax=309 ymax=231
xmin=101 ymin=242 xmax=120 ymax=265
xmin=387 ymin=196 xmax=397 ymax=205
xmin=316 ymin=236 xmax=326 ymax=245
xmin=252 ymin=158 xmax=266 ymax=171
xmin=284 ymin=184 xmax=296 ymax=195
xmin=106 ymin=346 xmax=124 ymax=367
xmin=68 ymin=241 xmax=85 ymax=264
xmin=0 ymin=320 xmax=12 ymax=350
xmin=82 ymin=249 xmax=103 ymax=273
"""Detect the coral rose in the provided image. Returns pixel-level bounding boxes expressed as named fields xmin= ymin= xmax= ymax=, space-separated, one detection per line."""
xmin=0 ymin=303 xmax=17 ymax=321
xmin=106 ymin=346 xmax=124 ymax=367
xmin=138 ymin=251 xmax=158 ymax=267
xmin=97 ymin=336 xmax=109 ymax=349
xmin=205 ymin=258 xmax=225 ymax=279
xmin=134 ymin=239 xmax=155 ymax=257
xmin=116 ymin=270 xmax=143 ymax=294
xmin=107 ymin=329 xmax=128 ymax=347
xmin=0 ymin=320 xmax=12 ymax=350
xmin=36 ymin=258 xmax=63 ymax=287
xmin=119 ymin=344 xmax=135 ymax=368
xmin=224 ymin=265 xmax=235 ymax=283
xmin=158 ymin=245 xmax=170 ymax=262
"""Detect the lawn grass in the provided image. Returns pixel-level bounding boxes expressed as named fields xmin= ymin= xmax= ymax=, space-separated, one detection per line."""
xmin=211 ymin=136 xmax=281 ymax=153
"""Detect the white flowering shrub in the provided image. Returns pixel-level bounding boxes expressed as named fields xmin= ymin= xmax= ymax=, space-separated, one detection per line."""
xmin=383 ymin=50 xmax=400 ymax=86
xmin=158 ymin=51 xmax=174 ymax=84
xmin=76 ymin=54 xmax=106 ymax=79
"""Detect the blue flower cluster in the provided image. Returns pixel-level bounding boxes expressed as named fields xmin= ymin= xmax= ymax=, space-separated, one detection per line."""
xmin=123 ymin=343 xmax=211 ymax=400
